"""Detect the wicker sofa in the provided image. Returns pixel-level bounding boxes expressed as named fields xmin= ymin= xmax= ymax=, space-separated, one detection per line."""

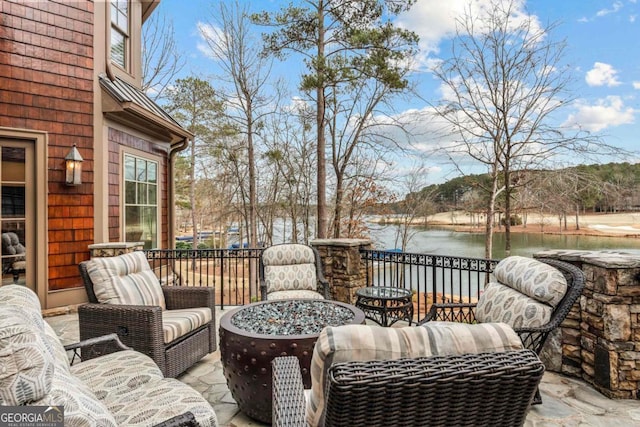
xmin=78 ymin=251 xmax=216 ymax=377
xmin=272 ymin=322 xmax=544 ymax=427
xmin=0 ymin=285 xmax=218 ymax=426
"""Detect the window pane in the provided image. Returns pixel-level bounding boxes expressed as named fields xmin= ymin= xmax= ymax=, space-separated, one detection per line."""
xmin=143 ymin=206 xmax=157 ymax=249
xmin=148 ymin=184 xmax=157 ymax=205
xmin=124 ymin=155 xmax=135 ymax=180
xmin=2 ymin=147 xmax=25 ymax=182
xmin=148 ymin=162 xmax=157 ymax=184
xmin=125 ymin=181 xmax=136 ymax=204
xmin=111 ymin=29 xmax=125 ymax=68
xmin=125 ymin=206 xmax=142 ymax=241
xmin=137 ymin=183 xmax=147 ymax=204
xmin=136 ymin=159 xmax=147 ymax=181
xmin=2 ymin=186 xmax=25 ymax=218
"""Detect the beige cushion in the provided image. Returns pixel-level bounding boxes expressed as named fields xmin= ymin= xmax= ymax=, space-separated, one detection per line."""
xmin=266 ymin=290 xmax=325 ymax=300
xmin=263 ymin=244 xmax=318 ymax=294
xmin=31 ymin=365 xmax=117 ymax=427
xmin=70 ymin=350 xmax=163 ymax=398
xmin=475 ymin=281 xmax=553 ymax=328
xmin=493 ymin=256 xmax=567 ymax=307
xmin=85 ymin=251 xmax=166 ymax=309
xmin=0 ymin=284 xmax=43 ymax=329
xmin=162 ymin=308 xmax=212 ymax=344
xmin=307 ymin=322 xmax=523 ymax=426
xmin=0 ymin=307 xmax=54 ymax=405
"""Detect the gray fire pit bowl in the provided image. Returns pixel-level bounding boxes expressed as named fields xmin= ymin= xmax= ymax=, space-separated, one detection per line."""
xmin=219 ymin=299 xmax=365 ymax=424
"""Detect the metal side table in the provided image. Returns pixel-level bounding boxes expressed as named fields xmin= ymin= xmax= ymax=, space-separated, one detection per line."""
xmin=355 ymin=286 xmax=414 ymax=327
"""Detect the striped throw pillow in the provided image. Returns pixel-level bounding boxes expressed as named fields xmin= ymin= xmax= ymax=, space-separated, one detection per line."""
xmin=86 ymin=251 xmax=166 ymax=309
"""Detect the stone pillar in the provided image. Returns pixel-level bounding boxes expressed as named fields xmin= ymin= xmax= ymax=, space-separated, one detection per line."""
xmin=311 ymin=239 xmax=373 ymax=304
xmin=535 ymin=250 xmax=640 ymax=399
xmin=88 ymin=242 xmax=143 ymax=258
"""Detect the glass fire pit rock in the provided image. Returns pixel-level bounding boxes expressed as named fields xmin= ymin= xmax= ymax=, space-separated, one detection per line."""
xmin=219 ymin=299 xmax=365 ymax=424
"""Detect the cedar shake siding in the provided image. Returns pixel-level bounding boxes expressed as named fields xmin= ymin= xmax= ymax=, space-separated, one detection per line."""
xmin=0 ymin=0 xmax=94 ymax=291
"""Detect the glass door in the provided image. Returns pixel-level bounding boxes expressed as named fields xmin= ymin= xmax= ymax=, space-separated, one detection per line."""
xmin=0 ymin=142 xmax=33 ymax=290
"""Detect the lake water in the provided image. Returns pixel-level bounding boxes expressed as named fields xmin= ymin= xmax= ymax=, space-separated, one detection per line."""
xmin=367 ymin=223 xmax=640 ymax=259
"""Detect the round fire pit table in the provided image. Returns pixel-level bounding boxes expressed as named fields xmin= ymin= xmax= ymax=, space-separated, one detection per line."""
xmin=219 ymin=299 xmax=365 ymax=423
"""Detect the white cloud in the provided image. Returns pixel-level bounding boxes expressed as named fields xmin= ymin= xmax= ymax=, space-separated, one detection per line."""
xmin=563 ymin=96 xmax=635 ymax=132
xmin=596 ymin=1 xmax=624 ymax=17
xmin=395 ymin=0 xmax=540 ymax=70
xmin=196 ymin=22 xmax=225 ymax=59
xmin=585 ymin=62 xmax=621 ymax=87
xmin=633 ymin=81 xmax=640 ymax=89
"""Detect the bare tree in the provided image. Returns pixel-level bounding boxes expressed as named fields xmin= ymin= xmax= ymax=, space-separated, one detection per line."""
xmin=431 ymin=0 xmax=598 ymax=258
xmin=200 ymin=1 xmax=277 ymax=254
xmin=142 ymin=12 xmax=185 ymax=99
xmin=391 ymin=164 xmax=435 ymax=251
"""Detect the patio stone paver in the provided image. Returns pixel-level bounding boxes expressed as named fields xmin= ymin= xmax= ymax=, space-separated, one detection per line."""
xmin=44 ymin=310 xmax=640 ymax=427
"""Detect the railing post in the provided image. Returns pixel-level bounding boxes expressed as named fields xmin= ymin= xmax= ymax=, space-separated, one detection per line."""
xmin=535 ymin=249 xmax=640 ymax=399
xmin=88 ymin=242 xmax=143 ymax=258
xmin=311 ymin=239 xmax=373 ymax=304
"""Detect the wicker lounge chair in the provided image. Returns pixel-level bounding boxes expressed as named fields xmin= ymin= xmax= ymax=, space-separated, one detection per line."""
xmin=259 ymin=243 xmax=329 ymax=300
xmin=271 ymin=322 xmax=544 ymax=427
xmin=78 ymin=251 xmax=216 ymax=378
xmin=418 ymin=256 xmax=585 ymax=404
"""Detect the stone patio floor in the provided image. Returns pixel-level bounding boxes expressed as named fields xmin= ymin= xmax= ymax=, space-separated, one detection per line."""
xmin=45 ymin=309 xmax=640 ymax=427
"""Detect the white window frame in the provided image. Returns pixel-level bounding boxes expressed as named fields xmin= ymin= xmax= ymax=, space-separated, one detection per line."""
xmin=123 ymin=152 xmax=159 ymax=249
xmin=110 ymin=0 xmax=129 ymax=70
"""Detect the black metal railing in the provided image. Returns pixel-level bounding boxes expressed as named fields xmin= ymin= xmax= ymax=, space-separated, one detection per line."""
xmin=360 ymin=249 xmax=498 ymax=323
xmin=145 ymin=248 xmax=262 ymax=309
xmin=144 ymin=247 xmax=498 ymax=321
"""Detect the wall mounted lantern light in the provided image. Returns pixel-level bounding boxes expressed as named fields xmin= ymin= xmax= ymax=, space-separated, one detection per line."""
xmin=65 ymin=144 xmax=84 ymax=186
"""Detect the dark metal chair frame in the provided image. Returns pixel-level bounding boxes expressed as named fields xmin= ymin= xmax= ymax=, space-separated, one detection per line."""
xmin=418 ymin=257 xmax=585 ymax=404
xmin=259 ymin=243 xmax=330 ymax=301
xmin=418 ymin=258 xmax=584 ymax=355
xmin=78 ymin=261 xmax=217 ymax=378
xmin=272 ymin=350 xmax=545 ymax=427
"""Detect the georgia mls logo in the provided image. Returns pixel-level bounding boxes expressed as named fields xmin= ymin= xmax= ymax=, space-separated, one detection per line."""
xmin=0 ymin=406 xmax=64 ymax=427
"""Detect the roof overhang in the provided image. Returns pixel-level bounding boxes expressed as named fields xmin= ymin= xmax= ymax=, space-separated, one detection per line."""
xmin=100 ymin=75 xmax=192 ymax=146
xmin=141 ymin=0 xmax=161 ymax=23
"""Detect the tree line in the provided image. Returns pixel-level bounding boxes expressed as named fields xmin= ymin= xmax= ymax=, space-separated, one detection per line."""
xmin=396 ymin=161 xmax=640 ymax=225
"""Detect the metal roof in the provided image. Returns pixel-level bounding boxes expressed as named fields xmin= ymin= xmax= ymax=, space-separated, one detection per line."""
xmin=99 ymin=74 xmax=183 ymax=129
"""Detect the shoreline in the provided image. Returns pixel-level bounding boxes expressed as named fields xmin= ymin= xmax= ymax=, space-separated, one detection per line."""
xmin=374 ymin=211 xmax=640 ymax=239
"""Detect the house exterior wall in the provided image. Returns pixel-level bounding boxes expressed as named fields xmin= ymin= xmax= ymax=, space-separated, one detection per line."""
xmin=0 ymin=0 xmax=181 ymax=308
xmin=0 ymin=0 xmax=95 ymax=304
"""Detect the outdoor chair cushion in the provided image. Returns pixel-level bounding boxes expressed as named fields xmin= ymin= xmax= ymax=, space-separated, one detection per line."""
xmin=263 ymin=244 xmax=318 ymax=294
xmin=266 ymin=289 xmax=326 ymax=300
xmin=493 ymin=255 xmax=568 ymax=307
xmin=70 ymin=350 xmax=217 ymax=427
xmin=0 ymin=306 xmax=55 ymax=405
xmin=475 ymin=256 xmax=568 ymax=328
xmin=84 ymin=251 xmax=166 ymax=309
xmin=162 ymin=307 xmax=212 ymax=344
xmin=475 ymin=282 xmax=553 ymax=328
xmin=307 ymin=322 xmax=523 ymax=426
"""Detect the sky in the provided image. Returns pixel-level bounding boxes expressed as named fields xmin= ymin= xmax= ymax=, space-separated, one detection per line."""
xmin=154 ymin=0 xmax=640 ymax=184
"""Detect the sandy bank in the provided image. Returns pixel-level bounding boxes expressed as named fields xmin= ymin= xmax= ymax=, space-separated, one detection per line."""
xmin=379 ymin=211 xmax=640 ymax=238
